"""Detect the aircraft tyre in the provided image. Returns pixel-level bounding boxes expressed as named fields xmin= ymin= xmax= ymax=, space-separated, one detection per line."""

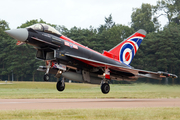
xmin=44 ymin=74 xmax=49 ymax=81
xmin=56 ymin=80 xmax=65 ymax=92
xmin=101 ymin=83 xmax=110 ymax=94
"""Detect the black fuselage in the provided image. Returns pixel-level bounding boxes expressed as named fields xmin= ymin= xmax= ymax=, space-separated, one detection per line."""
xmin=26 ymin=28 xmax=135 ymax=78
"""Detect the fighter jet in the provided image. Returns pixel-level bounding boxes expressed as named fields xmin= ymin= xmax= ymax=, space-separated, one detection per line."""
xmin=5 ymin=23 xmax=177 ymax=94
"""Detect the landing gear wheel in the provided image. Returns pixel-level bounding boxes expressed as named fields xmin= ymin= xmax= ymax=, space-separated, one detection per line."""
xmin=56 ymin=80 xmax=65 ymax=92
xmin=101 ymin=83 xmax=110 ymax=94
xmin=44 ymin=74 xmax=49 ymax=81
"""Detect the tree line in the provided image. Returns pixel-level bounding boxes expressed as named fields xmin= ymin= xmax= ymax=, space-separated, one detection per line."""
xmin=0 ymin=0 xmax=180 ymax=84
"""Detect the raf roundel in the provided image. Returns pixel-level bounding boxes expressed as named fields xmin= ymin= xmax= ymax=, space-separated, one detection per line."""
xmin=119 ymin=37 xmax=142 ymax=65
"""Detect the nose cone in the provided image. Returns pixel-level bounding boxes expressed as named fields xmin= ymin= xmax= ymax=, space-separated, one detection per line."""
xmin=5 ymin=28 xmax=28 ymax=42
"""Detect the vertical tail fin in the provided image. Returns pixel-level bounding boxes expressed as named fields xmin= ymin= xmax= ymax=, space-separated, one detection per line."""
xmin=103 ymin=29 xmax=146 ymax=65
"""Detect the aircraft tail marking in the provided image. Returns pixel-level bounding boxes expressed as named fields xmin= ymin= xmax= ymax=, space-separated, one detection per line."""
xmin=103 ymin=29 xmax=146 ymax=65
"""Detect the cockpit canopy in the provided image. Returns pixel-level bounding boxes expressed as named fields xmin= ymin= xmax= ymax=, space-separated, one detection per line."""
xmin=27 ymin=23 xmax=61 ymax=35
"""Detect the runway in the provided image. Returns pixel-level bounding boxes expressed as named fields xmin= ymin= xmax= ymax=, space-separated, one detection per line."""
xmin=0 ymin=99 xmax=180 ymax=110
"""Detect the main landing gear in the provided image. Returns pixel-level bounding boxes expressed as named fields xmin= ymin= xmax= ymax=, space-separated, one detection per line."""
xmin=100 ymin=67 xmax=110 ymax=94
xmin=56 ymin=77 xmax=65 ymax=92
xmin=100 ymin=79 xmax=110 ymax=94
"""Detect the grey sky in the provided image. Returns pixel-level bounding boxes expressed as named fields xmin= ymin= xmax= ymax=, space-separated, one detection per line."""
xmin=1 ymin=0 xmax=166 ymax=29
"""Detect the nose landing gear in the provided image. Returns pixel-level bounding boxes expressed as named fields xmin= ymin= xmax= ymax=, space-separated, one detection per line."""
xmin=44 ymin=61 xmax=51 ymax=81
xmin=44 ymin=74 xmax=50 ymax=81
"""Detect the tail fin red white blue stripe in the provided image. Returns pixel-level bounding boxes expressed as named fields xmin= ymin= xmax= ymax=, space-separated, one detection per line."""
xmin=103 ymin=29 xmax=146 ymax=65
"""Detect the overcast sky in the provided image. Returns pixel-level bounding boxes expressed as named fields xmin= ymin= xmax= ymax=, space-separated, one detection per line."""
xmin=1 ymin=0 xmax=166 ymax=29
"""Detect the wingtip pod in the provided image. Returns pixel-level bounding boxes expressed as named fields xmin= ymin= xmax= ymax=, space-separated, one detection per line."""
xmin=158 ymin=71 xmax=178 ymax=79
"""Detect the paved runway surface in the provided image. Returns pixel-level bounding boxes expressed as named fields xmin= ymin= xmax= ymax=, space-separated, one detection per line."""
xmin=0 ymin=99 xmax=180 ymax=110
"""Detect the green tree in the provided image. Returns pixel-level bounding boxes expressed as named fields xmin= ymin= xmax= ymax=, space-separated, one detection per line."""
xmin=64 ymin=26 xmax=99 ymax=51
xmin=141 ymin=24 xmax=180 ymax=75
xmin=101 ymin=24 xmax=134 ymax=52
xmin=55 ymin=25 xmax=69 ymax=35
xmin=104 ymin=14 xmax=115 ymax=29
xmin=0 ymin=19 xmax=51 ymax=81
xmin=154 ymin=0 xmax=180 ymax=25
xmin=98 ymin=14 xmax=115 ymax=33
xmin=131 ymin=3 xmax=158 ymax=33
xmin=0 ymin=20 xmax=11 ymax=79
xmin=171 ymin=0 xmax=180 ymax=24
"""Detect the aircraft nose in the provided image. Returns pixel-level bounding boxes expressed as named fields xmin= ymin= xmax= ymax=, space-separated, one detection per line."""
xmin=5 ymin=28 xmax=28 ymax=42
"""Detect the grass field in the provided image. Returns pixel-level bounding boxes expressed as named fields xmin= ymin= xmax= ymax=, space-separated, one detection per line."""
xmin=0 ymin=108 xmax=180 ymax=120
xmin=0 ymin=81 xmax=180 ymax=120
xmin=0 ymin=81 xmax=180 ymax=99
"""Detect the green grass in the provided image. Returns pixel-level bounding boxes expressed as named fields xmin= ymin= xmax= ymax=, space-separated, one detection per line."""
xmin=0 ymin=81 xmax=180 ymax=99
xmin=0 ymin=108 xmax=180 ymax=120
xmin=0 ymin=82 xmax=180 ymax=120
